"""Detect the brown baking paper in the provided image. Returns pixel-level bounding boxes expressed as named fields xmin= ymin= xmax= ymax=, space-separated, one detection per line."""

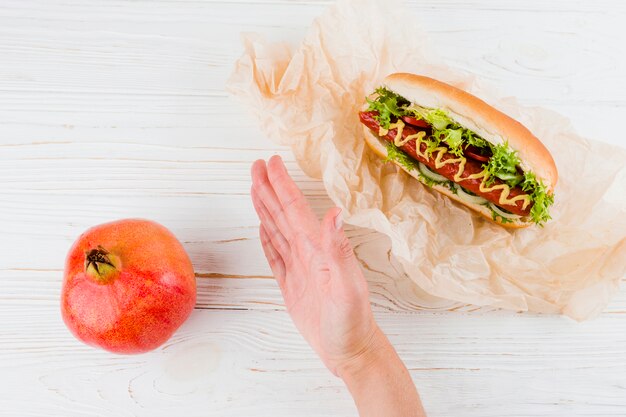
xmin=227 ymin=0 xmax=626 ymax=320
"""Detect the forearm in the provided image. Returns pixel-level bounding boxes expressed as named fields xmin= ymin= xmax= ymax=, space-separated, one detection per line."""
xmin=340 ymin=327 xmax=426 ymax=417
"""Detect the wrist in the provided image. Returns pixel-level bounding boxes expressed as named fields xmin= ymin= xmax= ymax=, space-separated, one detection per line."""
xmin=336 ymin=325 xmax=394 ymax=383
xmin=338 ymin=326 xmax=426 ymax=417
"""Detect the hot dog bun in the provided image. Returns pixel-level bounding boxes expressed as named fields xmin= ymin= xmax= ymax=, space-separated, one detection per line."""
xmin=383 ymin=74 xmax=558 ymax=192
xmin=363 ymin=126 xmax=530 ymax=228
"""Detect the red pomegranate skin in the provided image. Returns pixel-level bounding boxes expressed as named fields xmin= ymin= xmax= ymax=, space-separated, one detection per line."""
xmin=61 ymin=219 xmax=196 ymax=354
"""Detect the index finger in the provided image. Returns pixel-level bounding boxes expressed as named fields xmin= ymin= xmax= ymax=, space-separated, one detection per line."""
xmin=251 ymin=159 xmax=294 ymax=241
xmin=266 ymin=155 xmax=319 ymax=235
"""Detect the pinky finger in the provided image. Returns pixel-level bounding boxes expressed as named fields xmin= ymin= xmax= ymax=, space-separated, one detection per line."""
xmin=259 ymin=224 xmax=287 ymax=288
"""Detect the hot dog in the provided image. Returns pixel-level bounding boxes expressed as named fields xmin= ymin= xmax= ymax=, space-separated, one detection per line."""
xmin=359 ymin=73 xmax=557 ymax=228
xmin=359 ymin=111 xmax=531 ymax=216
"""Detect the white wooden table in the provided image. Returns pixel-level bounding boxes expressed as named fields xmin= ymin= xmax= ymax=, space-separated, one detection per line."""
xmin=1 ymin=1 xmax=625 ymax=416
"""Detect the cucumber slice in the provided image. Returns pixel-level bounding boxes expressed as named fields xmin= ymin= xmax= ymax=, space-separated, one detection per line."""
xmin=418 ymin=162 xmax=448 ymax=183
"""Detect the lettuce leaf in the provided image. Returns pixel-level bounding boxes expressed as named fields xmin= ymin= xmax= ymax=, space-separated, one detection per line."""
xmin=482 ymin=143 xmax=554 ymax=225
xmin=424 ymin=135 xmax=442 ymax=157
xmin=385 ymin=142 xmax=419 ymax=172
xmin=440 ymin=128 xmax=464 ymax=156
xmin=366 ymin=87 xmax=406 ymax=129
xmin=420 ymin=109 xmax=451 ymax=130
xmin=521 ymin=171 xmax=554 ymax=225
xmin=463 ymin=130 xmax=488 ymax=149
xmin=413 ymin=109 xmax=475 ymax=156
xmin=484 ymin=142 xmax=523 ymax=187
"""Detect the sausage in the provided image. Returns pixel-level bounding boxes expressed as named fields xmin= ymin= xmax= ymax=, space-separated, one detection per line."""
xmin=359 ymin=111 xmax=532 ymax=216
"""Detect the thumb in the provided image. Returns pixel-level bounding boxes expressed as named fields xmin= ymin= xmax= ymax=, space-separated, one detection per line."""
xmin=321 ymin=207 xmax=357 ymax=265
xmin=321 ymin=208 xmax=369 ymax=295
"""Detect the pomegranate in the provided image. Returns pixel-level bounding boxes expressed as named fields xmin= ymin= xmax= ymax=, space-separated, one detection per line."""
xmin=61 ymin=219 xmax=196 ymax=354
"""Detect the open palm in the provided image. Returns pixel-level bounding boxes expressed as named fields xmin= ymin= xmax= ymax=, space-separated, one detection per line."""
xmin=250 ymin=156 xmax=379 ymax=375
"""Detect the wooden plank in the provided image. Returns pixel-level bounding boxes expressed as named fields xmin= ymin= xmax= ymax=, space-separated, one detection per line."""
xmin=1 ymin=2 xmax=624 ymax=144
xmin=3 ymin=240 xmax=626 ymax=315
xmin=0 ymin=1 xmax=623 ymax=103
xmin=1 ymin=304 xmax=625 ymax=417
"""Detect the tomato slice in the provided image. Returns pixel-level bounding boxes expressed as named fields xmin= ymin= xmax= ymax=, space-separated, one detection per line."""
xmin=464 ymin=145 xmax=490 ymax=162
xmin=402 ymin=116 xmax=430 ymax=128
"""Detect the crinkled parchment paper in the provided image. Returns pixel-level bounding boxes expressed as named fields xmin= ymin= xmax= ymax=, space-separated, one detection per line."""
xmin=227 ymin=0 xmax=626 ymax=320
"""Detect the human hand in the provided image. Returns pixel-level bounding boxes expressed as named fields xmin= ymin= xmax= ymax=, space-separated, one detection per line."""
xmin=250 ymin=156 xmax=383 ymax=376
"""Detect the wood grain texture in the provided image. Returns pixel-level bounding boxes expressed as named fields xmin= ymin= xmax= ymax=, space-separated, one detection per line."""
xmin=1 ymin=0 xmax=625 ymax=416
xmin=2 ymin=304 xmax=626 ymax=417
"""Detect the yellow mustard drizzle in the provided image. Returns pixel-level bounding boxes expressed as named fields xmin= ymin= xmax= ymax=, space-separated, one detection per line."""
xmin=404 ymin=132 xmax=427 ymax=157
xmin=432 ymin=147 xmax=467 ymax=182
xmin=464 ymin=171 xmax=531 ymax=209
xmin=388 ymin=120 xmax=405 ymax=146
xmin=393 ymin=127 xmax=531 ymax=210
